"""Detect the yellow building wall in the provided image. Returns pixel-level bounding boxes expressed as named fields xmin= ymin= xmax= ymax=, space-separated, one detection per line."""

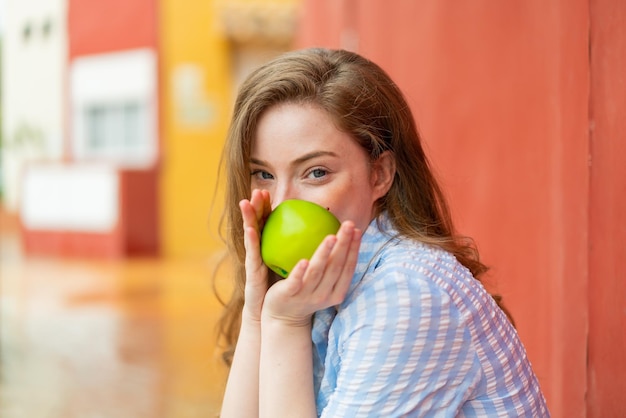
xmin=159 ymin=0 xmax=231 ymax=258
xmin=159 ymin=0 xmax=299 ymax=258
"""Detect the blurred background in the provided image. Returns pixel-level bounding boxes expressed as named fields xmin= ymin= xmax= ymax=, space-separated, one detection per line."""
xmin=0 ymin=0 xmax=624 ymax=417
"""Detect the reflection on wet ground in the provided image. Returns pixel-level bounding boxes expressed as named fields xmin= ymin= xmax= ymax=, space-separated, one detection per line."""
xmin=0 ymin=210 xmax=231 ymax=417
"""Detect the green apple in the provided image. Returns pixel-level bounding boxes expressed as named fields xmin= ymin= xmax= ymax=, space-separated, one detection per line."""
xmin=261 ymin=199 xmax=341 ymax=278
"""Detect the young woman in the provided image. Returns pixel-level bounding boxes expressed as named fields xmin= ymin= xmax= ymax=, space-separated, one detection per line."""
xmin=218 ymin=48 xmax=549 ymax=417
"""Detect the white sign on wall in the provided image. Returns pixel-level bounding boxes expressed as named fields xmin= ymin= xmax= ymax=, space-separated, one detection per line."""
xmin=21 ymin=163 xmax=119 ymax=232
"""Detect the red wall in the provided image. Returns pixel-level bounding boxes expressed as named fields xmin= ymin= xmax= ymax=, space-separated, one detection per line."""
xmin=68 ymin=0 xmax=158 ymax=58
xmin=20 ymin=169 xmax=160 ymax=258
xmin=587 ymin=0 xmax=626 ymax=416
xmin=298 ymin=0 xmax=625 ymax=416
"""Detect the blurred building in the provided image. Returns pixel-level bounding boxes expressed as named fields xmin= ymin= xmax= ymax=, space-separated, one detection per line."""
xmin=1 ymin=0 xmax=67 ymax=212
xmin=1 ymin=0 xmax=299 ymax=258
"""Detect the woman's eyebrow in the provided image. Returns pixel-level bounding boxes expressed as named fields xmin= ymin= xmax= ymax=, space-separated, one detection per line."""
xmin=250 ymin=151 xmax=339 ymax=168
xmin=291 ymin=151 xmax=339 ymax=166
xmin=250 ymin=157 xmax=269 ymax=167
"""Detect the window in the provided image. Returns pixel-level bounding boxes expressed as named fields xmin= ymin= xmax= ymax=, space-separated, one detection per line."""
xmin=71 ymin=48 xmax=157 ymax=168
xmin=83 ymin=101 xmax=148 ymax=159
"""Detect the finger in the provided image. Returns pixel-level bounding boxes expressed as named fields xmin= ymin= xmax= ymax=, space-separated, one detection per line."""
xmin=299 ymin=234 xmax=337 ymax=290
xmin=250 ymin=189 xmax=271 ymax=223
xmin=243 ymin=225 xmax=264 ymax=275
xmin=310 ymin=222 xmax=355 ymax=297
xmin=283 ymin=259 xmax=307 ymax=296
xmin=250 ymin=189 xmax=263 ymax=219
xmin=239 ymin=198 xmax=253 ymax=223
xmin=261 ymin=189 xmax=272 ymax=218
xmin=240 ymin=199 xmax=261 ymax=236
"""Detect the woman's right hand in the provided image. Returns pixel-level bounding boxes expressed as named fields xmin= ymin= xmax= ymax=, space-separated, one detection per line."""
xmin=239 ymin=188 xmax=273 ymax=323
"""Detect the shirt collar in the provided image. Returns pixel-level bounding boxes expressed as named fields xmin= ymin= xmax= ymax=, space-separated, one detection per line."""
xmin=348 ymin=212 xmax=398 ymax=291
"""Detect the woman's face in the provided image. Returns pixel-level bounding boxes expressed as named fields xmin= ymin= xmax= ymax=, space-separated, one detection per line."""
xmin=250 ymin=102 xmax=391 ymax=232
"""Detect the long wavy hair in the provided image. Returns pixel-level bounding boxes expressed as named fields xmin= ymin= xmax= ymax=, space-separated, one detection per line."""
xmin=216 ymin=48 xmax=512 ymax=365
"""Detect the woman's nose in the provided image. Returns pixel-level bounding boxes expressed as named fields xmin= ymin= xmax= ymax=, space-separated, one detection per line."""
xmin=270 ymin=183 xmax=299 ymax=210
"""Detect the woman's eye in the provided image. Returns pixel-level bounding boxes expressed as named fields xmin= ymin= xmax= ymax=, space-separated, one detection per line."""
xmin=308 ymin=168 xmax=327 ymax=179
xmin=252 ymin=170 xmax=274 ymax=180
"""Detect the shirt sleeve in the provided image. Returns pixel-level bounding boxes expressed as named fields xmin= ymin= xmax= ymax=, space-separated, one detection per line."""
xmin=319 ymin=264 xmax=483 ymax=417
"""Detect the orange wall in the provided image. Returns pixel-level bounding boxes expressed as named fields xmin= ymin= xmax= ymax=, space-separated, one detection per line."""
xmin=298 ymin=0 xmax=624 ymax=416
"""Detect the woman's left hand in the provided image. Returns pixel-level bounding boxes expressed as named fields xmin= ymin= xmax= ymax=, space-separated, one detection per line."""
xmin=240 ymin=189 xmax=273 ymax=323
xmin=261 ymin=221 xmax=361 ymax=327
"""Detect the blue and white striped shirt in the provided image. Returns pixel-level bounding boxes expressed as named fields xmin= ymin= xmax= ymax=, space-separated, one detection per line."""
xmin=312 ymin=214 xmax=549 ymax=417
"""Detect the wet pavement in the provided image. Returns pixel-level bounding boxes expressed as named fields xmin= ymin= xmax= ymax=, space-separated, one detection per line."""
xmin=0 ymin=209 xmax=231 ymax=417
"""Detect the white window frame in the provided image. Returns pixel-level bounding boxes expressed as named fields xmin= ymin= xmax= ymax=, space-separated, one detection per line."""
xmin=70 ymin=48 xmax=158 ymax=168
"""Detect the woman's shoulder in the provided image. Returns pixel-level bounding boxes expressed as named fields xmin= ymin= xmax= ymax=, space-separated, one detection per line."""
xmin=351 ymin=235 xmax=492 ymax=315
xmin=352 ymin=215 xmax=483 ymax=304
xmin=348 ymin=236 xmax=449 ymax=300
xmin=376 ymin=236 xmax=470 ymax=282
